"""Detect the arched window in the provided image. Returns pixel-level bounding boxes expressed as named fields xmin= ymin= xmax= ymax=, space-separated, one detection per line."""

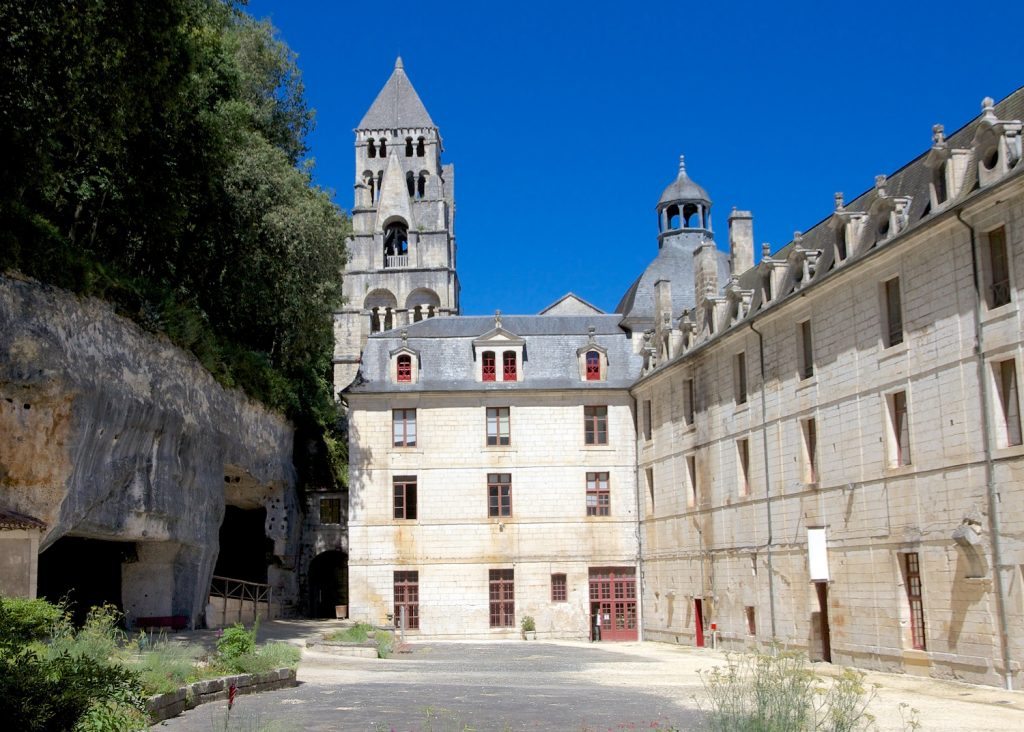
xmin=363 ymin=171 xmax=375 ymax=204
xmin=379 ymin=138 xmax=387 ymax=156
xmin=367 ymin=138 xmax=376 ymax=158
xmin=384 ymin=223 xmax=409 ymax=264
xmin=405 ymin=137 xmax=414 ymax=157
xmin=666 ymin=204 xmax=680 ymax=230
xmin=416 ymin=137 xmax=426 ymax=157
xmin=586 ymin=351 xmax=601 ymax=381
xmin=383 ymin=308 xmax=393 ymax=331
xmin=376 ymin=171 xmax=383 ymax=200
xmin=413 ymin=305 xmax=423 ymax=322
xmin=683 ymin=203 xmax=701 ymax=228
xmin=503 ymin=351 xmax=517 ymax=380
xmin=406 ymin=171 xmax=415 ymax=197
xmin=417 ymin=172 xmax=427 ymax=199
xmin=397 ymin=354 xmax=412 ymax=382
xmin=370 ymin=307 xmax=381 ymax=333
xmin=482 ymin=351 xmax=496 ymax=381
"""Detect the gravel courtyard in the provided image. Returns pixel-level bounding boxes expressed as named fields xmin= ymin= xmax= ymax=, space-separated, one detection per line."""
xmin=156 ymin=621 xmax=1024 ymax=731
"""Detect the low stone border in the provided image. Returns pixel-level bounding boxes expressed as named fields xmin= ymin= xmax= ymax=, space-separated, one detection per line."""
xmin=306 ymin=638 xmax=378 ymax=658
xmin=146 ymin=667 xmax=298 ymax=723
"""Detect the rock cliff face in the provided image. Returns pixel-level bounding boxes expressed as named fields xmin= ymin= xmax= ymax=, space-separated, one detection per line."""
xmin=0 ymin=274 xmax=297 ymax=625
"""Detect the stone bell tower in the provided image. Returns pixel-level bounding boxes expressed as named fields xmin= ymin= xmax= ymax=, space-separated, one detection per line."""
xmin=332 ymin=57 xmax=460 ymax=394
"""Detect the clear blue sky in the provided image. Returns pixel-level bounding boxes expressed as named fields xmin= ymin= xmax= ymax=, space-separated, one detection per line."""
xmin=247 ymin=0 xmax=1023 ymax=316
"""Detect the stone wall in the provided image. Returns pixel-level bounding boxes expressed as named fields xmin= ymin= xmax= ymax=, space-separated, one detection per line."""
xmin=0 ymin=274 xmax=298 ymax=625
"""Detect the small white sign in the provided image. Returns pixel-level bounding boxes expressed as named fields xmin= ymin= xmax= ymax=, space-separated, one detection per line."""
xmin=808 ymin=528 xmax=829 ymax=581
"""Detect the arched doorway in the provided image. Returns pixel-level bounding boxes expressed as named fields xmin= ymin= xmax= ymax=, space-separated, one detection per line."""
xmin=308 ymin=550 xmax=348 ymax=618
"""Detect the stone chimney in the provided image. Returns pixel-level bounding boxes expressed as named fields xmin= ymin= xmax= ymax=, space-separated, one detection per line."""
xmin=694 ymin=242 xmax=720 ymax=313
xmin=654 ymin=279 xmax=673 ymax=361
xmin=728 ymin=208 xmax=754 ymax=274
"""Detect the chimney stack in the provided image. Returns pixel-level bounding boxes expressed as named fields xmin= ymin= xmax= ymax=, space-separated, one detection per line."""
xmin=728 ymin=208 xmax=754 ymax=273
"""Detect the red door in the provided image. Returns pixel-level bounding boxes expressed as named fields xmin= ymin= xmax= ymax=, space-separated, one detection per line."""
xmin=589 ymin=567 xmax=638 ymax=641
xmin=694 ymin=598 xmax=705 ymax=647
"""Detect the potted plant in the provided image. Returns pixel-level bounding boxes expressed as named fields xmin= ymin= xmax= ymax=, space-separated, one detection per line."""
xmin=520 ymin=615 xmax=536 ymax=640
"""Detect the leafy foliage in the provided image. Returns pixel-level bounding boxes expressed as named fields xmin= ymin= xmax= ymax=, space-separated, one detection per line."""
xmin=0 ymin=596 xmax=67 ymax=644
xmin=217 ymin=622 xmax=257 ymax=661
xmin=0 ymin=0 xmax=349 ymax=450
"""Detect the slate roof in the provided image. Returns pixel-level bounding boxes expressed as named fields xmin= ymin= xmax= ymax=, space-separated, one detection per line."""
xmin=358 ymin=57 xmax=435 ymax=130
xmin=0 ymin=508 xmax=46 ymax=531
xmin=347 ymin=314 xmax=642 ymax=394
xmin=739 ymin=87 xmax=1024 ymax=294
xmin=659 ymin=156 xmax=711 ymax=206
xmin=616 ymin=242 xmax=731 ymax=322
xmin=538 ymin=292 xmax=605 ymax=315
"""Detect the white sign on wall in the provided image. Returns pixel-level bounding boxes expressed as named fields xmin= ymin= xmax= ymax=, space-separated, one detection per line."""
xmin=807 ymin=528 xmax=829 ymax=581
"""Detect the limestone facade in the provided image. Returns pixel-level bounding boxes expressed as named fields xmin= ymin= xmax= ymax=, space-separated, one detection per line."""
xmin=632 ymin=93 xmax=1024 ymax=687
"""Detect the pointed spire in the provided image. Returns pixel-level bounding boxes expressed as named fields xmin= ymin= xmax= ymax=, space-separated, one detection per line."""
xmin=374 ymin=152 xmax=413 ymax=231
xmin=678 ymin=155 xmax=686 ymax=176
xmin=358 ymin=60 xmax=435 ymax=130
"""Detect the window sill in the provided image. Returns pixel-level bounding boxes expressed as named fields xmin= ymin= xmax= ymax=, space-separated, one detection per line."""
xmin=391 ymin=447 xmax=422 ymax=453
xmin=582 ymin=444 xmax=614 ymax=450
xmin=993 ymin=443 xmax=1024 ymax=459
xmin=796 ymin=375 xmax=817 ymax=391
xmin=884 ymin=464 xmax=914 ymax=476
xmin=484 ymin=445 xmax=516 ymax=452
xmin=734 ymin=402 xmax=750 ymax=415
xmin=981 ymin=301 xmax=1016 ymax=324
xmin=878 ymin=341 xmax=909 ymax=362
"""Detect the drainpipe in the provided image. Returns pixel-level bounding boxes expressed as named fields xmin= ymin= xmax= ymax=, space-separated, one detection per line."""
xmin=955 ymin=210 xmax=1014 ymax=690
xmin=633 ymin=398 xmax=645 ymax=642
xmin=749 ymin=320 xmax=777 ymax=641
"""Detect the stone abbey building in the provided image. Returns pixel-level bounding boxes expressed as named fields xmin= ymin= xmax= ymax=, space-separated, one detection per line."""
xmin=327 ymin=59 xmax=1024 ymax=688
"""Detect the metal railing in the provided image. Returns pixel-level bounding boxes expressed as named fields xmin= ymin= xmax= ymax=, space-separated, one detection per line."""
xmin=209 ymin=575 xmax=272 ymax=626
xmin=385 ymin=254 xmax=409 ymax=268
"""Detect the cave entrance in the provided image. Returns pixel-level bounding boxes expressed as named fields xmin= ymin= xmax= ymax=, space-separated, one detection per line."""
xmin=214 ymin=506 xmax=273 ymax=584
xmin=37 ymin=536 xmax=135 ymax=625
xmin=308 ymin=550 xmax=348 ymax=618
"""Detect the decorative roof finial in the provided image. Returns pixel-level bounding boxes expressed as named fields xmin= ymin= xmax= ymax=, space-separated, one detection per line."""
xmin=401 ymin=329 xmax=408 ymax=345
xmin=932 ymin=124 xmax=945 ymax=145
xmin=494 ymin=309 xmax=502 ymax=329
xmin=793 ymin=231 xmax=804 ymax=246
xmin=395 ymin=56 xmax=404 ymax=70
xmin=761 ymin=242 xmax=772 ymax=259
xmin=678 ymin=155 xmax=686 ymax=176
xmin=874 ymin=174 xmax=887 ymax=195
xmin=587 ymin=325 xmax=596 ymax=343
xmin=981 ymin=96 xmax=995 ymax=117
xmin=834 ymin=192 xmax=845 ymax=211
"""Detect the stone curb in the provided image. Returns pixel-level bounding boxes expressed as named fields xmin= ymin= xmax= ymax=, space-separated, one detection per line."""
xmin=146 ymin=667 xmax=297 ymax=723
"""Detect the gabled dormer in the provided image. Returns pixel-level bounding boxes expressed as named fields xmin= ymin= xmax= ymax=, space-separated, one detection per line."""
xmin=778 ymin=232 xmax=821 ymax=296
xmin=389 ymin=331 xmax=420 ymax=384
xmin=972 ymin=96 xmax=1022 ymax=189
xmin=473 ymin=312 xmax=525 ymax=383
xmin=867 ymin=175 xmax=911 ymax=248
xmin=829 ymin=192 xmax=869 ymax=267
xmin=576 ymin=327 xmax=608 ymax=381
xmin=923 ymin=124 xmax=970 ymax=212
xmin=725 ymin=275 xmax=753 ymax=325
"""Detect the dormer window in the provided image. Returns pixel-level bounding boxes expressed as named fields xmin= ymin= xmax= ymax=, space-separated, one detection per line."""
xmin=586 ymin=351 xmax=600 ymax=380
xmin=397 ymin=355 xmax=412 ymax=382
xmin=482 ymin=351 xmax=496 ymax=381
xmin=933 ymin=162 xmax=948 ymax=205
xmin=503 ymin=351 xmax=517 ymax=380
xmin=836 ymin=225 xmax=848 ymax=262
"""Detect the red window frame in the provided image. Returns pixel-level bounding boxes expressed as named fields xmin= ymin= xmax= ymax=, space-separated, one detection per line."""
xmin=393 ymin=476 xmax=417 ymax=520
xmin=904 ymin=553 xmax=926 ymax=650
xmin=551 ymin=573 xmax=567 ymax=602
xmin=392 ymin=408 xmax=416 ymax=447
xmin=585 ymin=350 xmax=601 ymax=381
xmin=584 ymin=405 xmax=608 ymax=445
xmin=397 ymin=354 xmax=412 ymax=382
xmin=489 ymin=569 xmax=514 ymax=628
xmin=502 ymin=351 xmax=517 ymax=380
xmin=394 ymin=571 xmax=420 ymax=630
xmin=482 ymin=351 xmax=496 ymax=381
xmin=487 ymin=473 xmax=512 ymax=517
xmin=586 ymin=471 xmax=610 ymax=516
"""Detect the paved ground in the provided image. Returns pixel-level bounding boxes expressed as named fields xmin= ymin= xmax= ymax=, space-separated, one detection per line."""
xmin=155 ymin=620 xmax=1024 ymax=731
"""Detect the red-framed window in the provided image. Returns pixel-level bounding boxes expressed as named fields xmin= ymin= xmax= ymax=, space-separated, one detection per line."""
xmin=392 ymin=408 xmax=417 ymax=447
xmin=551 ymin=573 xmax=567 ymax=602
xmin=487 ymin=473 xmax=512 ymax=517
xmin=486 ymin=407 xmax=510 ymax=446
xmin=584 ymin=405 xmax=608 ymax=445
xmin=393 ymin=476 xmax=417 ymax=520
xmin=394 ymin=571 xmax=419 ymax=630
xmin=904 ymin=552 xmax=926 ymax=650
xmin=482 ymin=351 xmax=496 ymax=381
xmin=502 ymin=351 xmax=517 ymax=380
xmin=586 ymin=471 xmax=610 ymax=516
xmin=489 ymin=569 xmax=514 ymax=628
xmin=397 ymin=354 xmax=412 ymax=382
xmin=585 ymin=350 xmax=601 ymax=380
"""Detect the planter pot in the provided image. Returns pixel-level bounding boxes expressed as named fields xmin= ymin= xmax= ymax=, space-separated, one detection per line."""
xmin=335 ymin=605 xmax=348 ymax=619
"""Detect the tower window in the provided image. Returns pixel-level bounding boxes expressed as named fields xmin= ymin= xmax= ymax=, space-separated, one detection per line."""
xmin=683 ymin=203 xmax=701 ymax=228
xmin=406 ymin=171 xmax=415 ymax=197
xmin=417 ymin=172 xmax=427 ymax=199
xmin=405 ymin=137 xmax=414 ymax=157
xmin=367 ymin=138 xmax=376 ymax=158
xmin=416 ymin=136 xmax=426 ymax=157
xmin=482 ymin=351 xmax=496 ymax=381
xmin=379 ymin=138 xmax=387 ymax=156
xmin=502 ymin=351 xmax=517 ymax=380
xmin=396 ymin=355 xmax=412 ymax=382
xmin=384 ymin=223 xmax=409 ymax=266
xmin=666 ymin=204 xmax=680 ymax=230
xmin=585 ymin=350 xmax=601 ymax=380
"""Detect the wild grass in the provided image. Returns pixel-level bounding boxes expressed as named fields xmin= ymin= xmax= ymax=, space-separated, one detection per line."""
xmin=325 ymin=622 xmax=373 ymax=643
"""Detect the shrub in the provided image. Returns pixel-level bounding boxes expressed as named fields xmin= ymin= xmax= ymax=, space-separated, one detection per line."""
xmin=376 ymin=630 xmax=394 ymax=659
xmin=226 ymin=642 xmax=301 ymax=675
xmin=0 ymin=596 xmax=66 ymax=645
xmin=217 ymin=623 xmax=257 ymax=662
xmin=698 ymin=648 xmax=876 ymax=732
xmin=325 ymin=622 xmax=371 ymax=643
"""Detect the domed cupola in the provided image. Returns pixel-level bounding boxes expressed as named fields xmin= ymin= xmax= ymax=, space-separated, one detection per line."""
xmin=657 ymin=155 xmax=712 ymax=245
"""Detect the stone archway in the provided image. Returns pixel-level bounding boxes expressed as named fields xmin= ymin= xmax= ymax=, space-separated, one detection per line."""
xmin=308 ymin=550 xmax=348 ymax=618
